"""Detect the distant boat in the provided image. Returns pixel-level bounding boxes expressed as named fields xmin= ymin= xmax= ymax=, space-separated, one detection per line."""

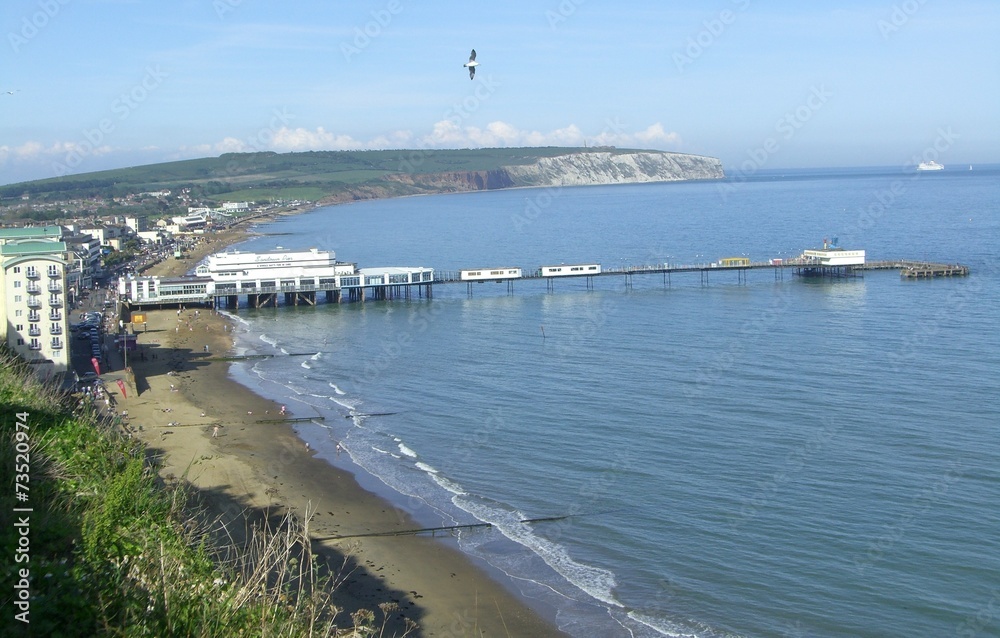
xmin=917 ymin=160 xmax=944 ymax=171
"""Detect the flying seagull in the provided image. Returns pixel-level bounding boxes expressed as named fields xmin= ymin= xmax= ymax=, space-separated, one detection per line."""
xmin=2 ymin=90 xmax=19 ymax=95
xmin=463 ymin=49 xmax=479 ymax=80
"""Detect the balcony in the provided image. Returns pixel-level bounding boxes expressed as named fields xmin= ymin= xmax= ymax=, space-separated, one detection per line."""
xmin=28 ymin=343 xmax=42 ymax=351
xmin=50 ymin=325 xmax=63 ymax=335
xmin=51 ymin=339 xmax=64 ymax=350
xmin=26 ymin=283 xmax=42 ymax=294
xmin=47 ymin=269 xmax=60 ymax=278
xmin=49 ymin=311 xmax=62 ymax=321
xmin=48 ymin=282 xmax=63 ymax=293
xmin=27 ymin=312 xmax=40 ymax=322
xmin=48 ymin=297 xmax=63 ymax=308
xmin=28 ymin=327 xmax=41 ymax=337
xmin=26 ymin=298 xmax=42 ymax=308
xmin=26 ymin=270 xmax=40 ymax=280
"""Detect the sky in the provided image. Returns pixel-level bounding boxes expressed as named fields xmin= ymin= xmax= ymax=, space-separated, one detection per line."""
xmin=1 ymin=0 xmax=998 ymax=185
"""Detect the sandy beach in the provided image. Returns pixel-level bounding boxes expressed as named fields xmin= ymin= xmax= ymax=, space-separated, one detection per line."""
xmin=105 ymin=222 xmax=565 ymax=636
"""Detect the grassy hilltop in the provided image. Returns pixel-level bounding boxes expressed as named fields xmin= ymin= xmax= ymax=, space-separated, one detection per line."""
xmin=0 ymin=146 xmax=618 ymax=205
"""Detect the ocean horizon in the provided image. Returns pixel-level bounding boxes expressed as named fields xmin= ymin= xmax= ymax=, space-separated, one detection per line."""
xmin=211 ymin=164 xmax=999 ymax=637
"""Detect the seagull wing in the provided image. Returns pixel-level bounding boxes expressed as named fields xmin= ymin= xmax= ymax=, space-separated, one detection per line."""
xmin=469 ymin=66 xmax=475 ymax=80
xmin=469 ymin=49 xmax=477 ymax=62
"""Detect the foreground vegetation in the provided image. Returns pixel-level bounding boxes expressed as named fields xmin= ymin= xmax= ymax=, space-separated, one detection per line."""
xmin=0 ymin=352 xmax=410 ymax=637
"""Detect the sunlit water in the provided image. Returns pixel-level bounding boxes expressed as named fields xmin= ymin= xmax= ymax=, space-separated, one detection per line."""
xmin=220 ymin=166 xmax=1000 ymax=637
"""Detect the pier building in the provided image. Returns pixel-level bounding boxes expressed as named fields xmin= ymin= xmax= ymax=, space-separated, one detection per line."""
xmin=460 ymin=268 xmax=523 ymax=281
xmin=540 ymin=264 xmax=602 ymax=277
xmin=119 ymin=247 xmax=434 ymax=308
xmin=799 ymin=248 xmax=866 ymax=267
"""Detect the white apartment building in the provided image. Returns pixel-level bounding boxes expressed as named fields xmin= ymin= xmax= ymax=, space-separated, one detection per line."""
xmin=0 ymin=227 xmax=70 ymax=378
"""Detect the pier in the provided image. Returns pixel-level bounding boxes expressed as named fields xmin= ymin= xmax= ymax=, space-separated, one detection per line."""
xmin=118 ymin=246 xmax=970 ymax=310
xmin=435 ymin=258 xmax=970 ymax=295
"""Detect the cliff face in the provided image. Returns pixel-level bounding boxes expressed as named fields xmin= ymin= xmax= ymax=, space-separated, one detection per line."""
xmin=386 ymin=168 xmax=515 ymax=192
xmin=383 ymin=150 xmax=723 ymax=194
xmin=502 ymin=151 xmax=724 ymax=187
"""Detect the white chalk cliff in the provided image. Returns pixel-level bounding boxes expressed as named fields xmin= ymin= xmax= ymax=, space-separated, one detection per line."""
xmin=503 ymin=150 xmax=724 ymax=187
xmin=383 ymin=150 xmax=724 ymax=194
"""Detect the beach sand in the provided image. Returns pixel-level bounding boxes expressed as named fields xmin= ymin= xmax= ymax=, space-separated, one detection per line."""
xmin=107 ymin=230 xmax=566 ymax=636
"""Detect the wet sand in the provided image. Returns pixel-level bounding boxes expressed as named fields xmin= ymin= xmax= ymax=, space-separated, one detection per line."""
xmin=110 ymin=224 xmax=565 ymax=636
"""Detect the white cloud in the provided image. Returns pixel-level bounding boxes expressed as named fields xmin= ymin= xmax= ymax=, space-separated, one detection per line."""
xmin=235 ymin=121 xmax=681 ymax=153
xmin=0 ymin=140 xmax=114 ymax=163
xmin=270 ymin=126 xmax=367 ymax=152
xmin=1 ymin=122 xmax=684 ymax=183
xmin=634 ymin=123 xmax=680 ymax=145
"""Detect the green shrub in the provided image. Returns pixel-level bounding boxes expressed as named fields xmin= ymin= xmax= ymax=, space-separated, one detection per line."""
xmin=1 ymin=351 xmax=411 ymax=637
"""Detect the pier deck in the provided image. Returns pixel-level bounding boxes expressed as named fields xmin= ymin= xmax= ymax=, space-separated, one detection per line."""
xmin=434 ymin=259 xmax=970 ymax=285
xmin=120 ymin=254 xmax=970 ymax=310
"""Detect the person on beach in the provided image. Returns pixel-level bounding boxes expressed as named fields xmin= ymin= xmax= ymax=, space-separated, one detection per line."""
xmin=212 ymin=425 xmax=220 ymax=438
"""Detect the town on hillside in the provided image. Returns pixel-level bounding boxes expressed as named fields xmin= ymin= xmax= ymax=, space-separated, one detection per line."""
xmin=0 ymin=190 xmax=307 ymax=382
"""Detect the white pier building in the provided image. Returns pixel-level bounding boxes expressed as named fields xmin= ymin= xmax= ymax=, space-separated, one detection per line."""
xmin=799 ymin=248 xmax=866 ymax=267
xmin=196 ymin=247 xmax=356 ymax=296
xmin=119 ymin=247 xmax=433 ymax=307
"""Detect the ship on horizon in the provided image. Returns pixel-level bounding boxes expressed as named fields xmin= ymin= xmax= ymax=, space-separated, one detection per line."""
xmin=917 ymin=160 xmax=944 ymax=171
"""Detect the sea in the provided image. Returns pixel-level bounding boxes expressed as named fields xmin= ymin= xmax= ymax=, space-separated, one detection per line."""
xmin=216 ymin=165 xmax=1000 ymax=637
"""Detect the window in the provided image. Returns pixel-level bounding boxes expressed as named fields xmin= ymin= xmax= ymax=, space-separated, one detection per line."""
xmin=13 ymin=266 xmax=21 ymax=273
xmin=14 ymin=280 xmax=21 ymax=288
xmin=14 ymin=295 xmax=22 ymax=303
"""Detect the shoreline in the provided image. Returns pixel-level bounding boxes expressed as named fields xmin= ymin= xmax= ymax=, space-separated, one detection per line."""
xmin=121 ymin=213 xmax=568 ymax=636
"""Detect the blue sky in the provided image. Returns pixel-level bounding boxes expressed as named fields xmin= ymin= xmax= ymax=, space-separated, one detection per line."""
xmin=2 ymin=0 xmax=997 ymax=185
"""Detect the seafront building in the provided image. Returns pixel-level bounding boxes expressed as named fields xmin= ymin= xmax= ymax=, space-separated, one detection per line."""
xmin=0 ymin=226 xmax=70 ymax=378
xmin=118 ymin=247 xmax=434 ymax=307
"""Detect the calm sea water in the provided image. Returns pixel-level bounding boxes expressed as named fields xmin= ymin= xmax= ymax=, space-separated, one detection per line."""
xmin=221 ymin=166 xmax=1000 ymax=637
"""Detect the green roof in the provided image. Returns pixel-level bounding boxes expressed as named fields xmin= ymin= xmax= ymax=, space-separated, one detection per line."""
xmin=0 ymin=226 xmax=63 ymax=241
xmin=1 ymin=240 xmax=68 ymax=256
